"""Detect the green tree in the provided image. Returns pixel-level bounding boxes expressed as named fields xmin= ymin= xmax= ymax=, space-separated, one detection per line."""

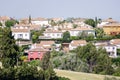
xmin=72 ymin=24 xmax=78 ymax=28
xmin=29 ymin=15 xmax=31 ymax=24
xmin=94 ymin=17 xmax=102 ymax=27
xmin=5 ymin=20 xmax=18 ymax=27
xmin=95 ymin=28 xmax=105 ymax=39
xmin=51 ymin=53 xmax=89 ymax=72
xmin=78 ymin=31 xmax=88 ymax=39
xmin=95 ymin=17 xmax=98 ymax=27
xmin=84 ymin=19 xmax=95 ymax=27
xmin=76 ymin=43 xmax=98 ymax=72
xmin=0 ymin=22 xmax=2 ymax=26
xmin=112 ymin=57 xmax=120 ymax=76
xmin=31 ymin=27 xmax=45 ymax=43
xmin=86 ymin=33 xmax=94 ymax=41
xmin=117 ymin=49 xmax=120 ymax=56
xmin=15 ymin=64 xmax=42 ymax=80
xmin=41 ymin=52 xmax=56 ymax=80
xmin=0 ymin=28 xmax=19 ymax=68
xmin=50 ymin=20 xmax=57 ymax=26
xmin=94 ymin=48 xmax=114 ymax=75
xmin=62 ymin=31 xmax=70 ymax=42
xmin=0 ymin=67 xmax=15 ymax=80
xmin=32 ymin=34 xmax=38 ymax=43
xmin=76 ymin=43 xmax=113 ymax=74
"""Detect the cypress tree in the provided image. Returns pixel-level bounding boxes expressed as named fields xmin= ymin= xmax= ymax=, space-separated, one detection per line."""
xmin=29 ymin=15 xmax=31 ymax=24
xmin=0 ymin=27 xmax=19 ymax=68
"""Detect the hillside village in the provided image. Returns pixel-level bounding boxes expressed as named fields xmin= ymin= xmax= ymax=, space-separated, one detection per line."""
xmin=1 ymin=16 xmax=120 ymax=60
xmin=1 ymin=16 xmax=120 ymax=80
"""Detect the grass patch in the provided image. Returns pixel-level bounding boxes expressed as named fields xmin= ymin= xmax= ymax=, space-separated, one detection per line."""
xmin=55 ymin=69 xmax=120 ymax=80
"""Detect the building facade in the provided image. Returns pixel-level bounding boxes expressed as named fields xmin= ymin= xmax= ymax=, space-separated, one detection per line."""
xmin=103 ymin=23 xmax=120 ymax=35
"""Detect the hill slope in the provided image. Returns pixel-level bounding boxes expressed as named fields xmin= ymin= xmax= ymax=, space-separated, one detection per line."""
xmin=55 ymin=69 xmax=120 ymax=80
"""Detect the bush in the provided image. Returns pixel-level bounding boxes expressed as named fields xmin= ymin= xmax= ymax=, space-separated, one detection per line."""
xmin=15 ymin=65 xmax=41 ymax=80
xmin=52 ymin=53 xmax=89 ymax=72
xmin=0 ymin=67 xmax=15 ymax=80
xmin=28 ymin=60 xmax=41 ymax=66
xmin=113 ymin=67 xmax=120 ymax=77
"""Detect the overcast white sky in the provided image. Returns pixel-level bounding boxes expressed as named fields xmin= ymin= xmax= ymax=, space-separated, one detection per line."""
xmin=0 ymin=0 xmax=120 ymax=21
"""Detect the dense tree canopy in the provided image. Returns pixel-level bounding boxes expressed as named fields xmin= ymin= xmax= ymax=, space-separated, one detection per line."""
xmin=62 ymin=31 xmax=70 ymax=43
xmin=31 ymin=27 xmax=45 ymax=43
xmin=84 ymin=19 xmax=95 ymax=27
xmin=95 ymin=28 xmax=105 ymax=39
xmin=75 ymin=43 xmax=114 ymax=74
xmin=0 ymin=22 xmax=2 ymax=26
xmin=51 ymin=52 xmax=89 ymax=72
xmin=0 ymin=28 xmax=19 ymax=68
xmin=5 ymin=20 xmax=18 ymax=27
xmin=50 ymin=20 xmax=57 ymax=26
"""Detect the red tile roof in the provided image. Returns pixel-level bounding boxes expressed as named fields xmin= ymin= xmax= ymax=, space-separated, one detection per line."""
xmin=29 ymin=48 xmax=49 ymax=52
xmin=70 ymin=40 xmax=87 ymax=46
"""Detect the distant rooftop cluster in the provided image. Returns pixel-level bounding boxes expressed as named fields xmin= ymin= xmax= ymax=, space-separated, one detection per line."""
xmin=1 ymin=16 xmax=120 ymax=60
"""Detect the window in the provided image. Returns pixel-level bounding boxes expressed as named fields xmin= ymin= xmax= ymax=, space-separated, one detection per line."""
xmin=18 ymin=34 xmax=23 ymax=38
xmin=38 ymin=52 xmax=40 ymax=54
xmin=61 ymin=34 xmax=63 ymax=37
xmin=57 ymin=34 xmax=59 ymax=36
xmin=113 ymin=47 xmax=115 ymax=50
xmin=19 ymin=34 xmax=23 ymax=36
xmin=25 ymin=34 xmax=27 ymax=36
xmin=38 ymin=52 xmax=41 ymax=57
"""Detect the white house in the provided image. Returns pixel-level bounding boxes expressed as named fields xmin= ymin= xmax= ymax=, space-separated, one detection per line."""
xmin=43 ymin=30 xmax=63 ymax=39
xmin=31 ymin=18 xmax=49 ymax=26
xmin=69 ymin=40 xmax=87 ymax=50
xmin=11 ymin=27 xmax=31 ymax=40
xmin=95 ymin=42 xmax=117 ymax=58
xmin=110 ymin=39 xmax=120 ymax=49
xmin=69 ymin=27 xmax=95 ymax=36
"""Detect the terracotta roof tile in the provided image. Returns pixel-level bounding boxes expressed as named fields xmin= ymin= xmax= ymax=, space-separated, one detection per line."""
xmin=103 ymin=18 xmax=118 ymax=23
xmin=0 ymin=16 xmax=10 ymax=21
xmin=110 ymin=39 xmax=120 ymax=45
xmin=32 ymin=17 xmax=48 ymax=21
xmin=44 ymin=30 xmax=63 ymax=33
xmin=70 ymin=40 xmax=87 ymax=46
xmin=34 ymin=41 xmax=55 ymax=49
xmin=40 ymin=41 xmax=55 ymax=46
xmin=11 ymin=28 xmax=30 ymax=32
xmin=71 ymin=27 xmax=93 ymax=31
xmin=29 ymin=48 xmax=49 ymax=52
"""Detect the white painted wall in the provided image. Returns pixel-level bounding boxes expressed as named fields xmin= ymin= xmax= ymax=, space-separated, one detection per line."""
xmin=31 ymin=21 xmax=49 ymax=26
xmin=44 ymin=32 xmax=63 ymax=39
xmin=96 ymin=45 xmax=117 ymax=58
xmin=69 ymin=30 xmax=95 ymax=36
xmin=104 ymin=46 xmax=117 ymax=57
xmin=12 ymin=32 xmax=30 ymax=40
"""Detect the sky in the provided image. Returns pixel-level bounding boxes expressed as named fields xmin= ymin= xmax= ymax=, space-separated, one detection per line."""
xmin=0 ymin=0 xmax=120 ymax=21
